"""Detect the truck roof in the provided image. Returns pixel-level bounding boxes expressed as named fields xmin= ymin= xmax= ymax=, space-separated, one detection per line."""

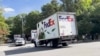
xmin=56 ymin=12 xmax=76 ymax=15
xmin=37 ymin=12 xmax=76 ymax=24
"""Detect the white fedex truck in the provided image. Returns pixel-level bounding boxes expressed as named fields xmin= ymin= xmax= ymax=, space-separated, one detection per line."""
xmin=34 ymin=12 xmax=78 ymax=47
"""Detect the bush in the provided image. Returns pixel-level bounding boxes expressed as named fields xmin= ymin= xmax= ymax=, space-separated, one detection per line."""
xmin=0 ymin=36 xmax=8 ymax=44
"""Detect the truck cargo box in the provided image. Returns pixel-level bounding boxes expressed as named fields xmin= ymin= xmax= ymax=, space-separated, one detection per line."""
xmin=37 ymin=12 xmax=77 ymax=40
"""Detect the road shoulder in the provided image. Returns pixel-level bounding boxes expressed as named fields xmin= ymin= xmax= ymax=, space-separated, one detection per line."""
xmin=0 ymin=51 xmax=5 ymax=56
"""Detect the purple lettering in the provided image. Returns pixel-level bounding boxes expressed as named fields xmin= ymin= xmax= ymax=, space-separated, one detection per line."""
xmin=44 ymin=22 xmax=50 ymax=28
xmin=59 ymin=16 xmax=67 ymax=20
xmin=44 ymin=19 xmax=55 ymax=28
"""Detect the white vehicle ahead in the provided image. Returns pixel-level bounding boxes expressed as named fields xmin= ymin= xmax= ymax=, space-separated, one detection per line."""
xmin=15 ymin=38 xmax=25 ymax=46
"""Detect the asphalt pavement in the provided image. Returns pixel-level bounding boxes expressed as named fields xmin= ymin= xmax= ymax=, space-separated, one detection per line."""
xmin=1 ymin=41 xmax=100 ymax=56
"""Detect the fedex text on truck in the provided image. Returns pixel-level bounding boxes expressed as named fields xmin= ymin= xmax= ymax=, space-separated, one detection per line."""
xmin=44 ymin=19 xmax=55 ymax=28
xmin=59 ymin=16 xmax=73 ymax=22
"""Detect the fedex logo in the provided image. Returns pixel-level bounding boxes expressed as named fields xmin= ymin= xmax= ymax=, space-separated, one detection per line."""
xmin=59 ymin=16 xmax=67 ymax=19
xmin=44 ymin=19 xmax=55 ymax=28
xmin=59 ymin=15 xmax=73 ymax=22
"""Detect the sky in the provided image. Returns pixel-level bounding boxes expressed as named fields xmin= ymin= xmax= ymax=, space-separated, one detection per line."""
xmin=1 ymin=0 xmax=60 ymax=18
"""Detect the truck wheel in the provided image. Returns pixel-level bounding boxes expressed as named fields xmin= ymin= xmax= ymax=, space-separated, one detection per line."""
xmin=62 ymin=43 xmax=68 ymax=46
xmin=51 ymin=39 xmax=58 ymax=48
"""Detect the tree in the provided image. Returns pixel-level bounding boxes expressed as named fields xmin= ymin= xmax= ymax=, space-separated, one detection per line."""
xmin=12 ymin=15 xmax=22 ymax=34
xmin=8 ymin=13 xmax=27 ymax=34
xmin=25 ymin=11 xmax=40 ymax=34
xmin=60 ymin=0 xmax=92 ymax=15
xmin=6 ymin=17 xmax=14 ymax=30
xmin=78 ymin=18 xmax=94 ymax=35
xmin=0 ymin=13 xmax=9 ymax=43
xmin=41 ymin=0 xmax=60 ymax=19
xmin=60 ymin=0 xmax=75 ymax=12
xmin=90 ymin=8 xmax=100 ymax=34
xmin=0 ymin=13 xmax=9 ymax=35
xmin=6 ymin=0 xmax=100 ymax=40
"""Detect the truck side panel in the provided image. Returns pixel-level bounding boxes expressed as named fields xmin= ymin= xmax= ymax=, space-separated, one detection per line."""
xmin=37 ymin=14 xmax=59 ymax=40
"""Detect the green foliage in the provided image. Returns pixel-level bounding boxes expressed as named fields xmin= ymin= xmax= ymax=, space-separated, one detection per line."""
xmin=0 ymin=13 xmax=9 ymax=43
xmin=41 ymin=0 xmax=60 ymax=18
xmin=6 ymin=0 xmax=100 ymax=38
xmin=76 ymin=0 xmax=92 ymax=15
xmin=12 ymin=15 xmax=22 ymax=34
xmin=60 ymin=0 xmax=75 ymax=12
xmin=0 ymin=13 xmax=9 ymax=35
xmin=78 ymin=19 xmax=94 ymax=35
xmin=25 ymin=11 xmax=40 ymax=34
xmin=90 ymin=16 xmax=100 ymax=34
xmin=7 ymin=14 xmax=27 ymax=34
xmin=6 ymin=17 xmax=14 ymax=29
xmin=61 ymin=0 xmax=93 ymax=15
xmin=39 ymin=32 xmax=45 ymax=39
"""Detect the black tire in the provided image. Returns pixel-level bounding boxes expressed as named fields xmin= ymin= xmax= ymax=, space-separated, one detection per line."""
xmin=31 ymin=40 xmax=35 ymax=43
xmin=51 ymin=39 xmax=58 ymax=48
xmin=62 ymin=43 xmax=68 ymax=46
xmin=15 ymin=45 xmax=18 ymax=46
xmin=34 ymin=42 xmax=37 ymax=47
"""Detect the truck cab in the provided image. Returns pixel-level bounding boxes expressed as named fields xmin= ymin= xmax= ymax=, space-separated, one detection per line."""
xmin=31 ymin=30 xmax=37 ymax=43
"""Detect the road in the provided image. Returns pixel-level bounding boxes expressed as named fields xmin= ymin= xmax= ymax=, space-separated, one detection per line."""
xmin=1 ymin=41 xmax=100 ymax=56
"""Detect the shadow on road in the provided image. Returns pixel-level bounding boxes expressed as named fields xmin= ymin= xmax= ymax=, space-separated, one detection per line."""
xmin=5 ymin=46 xmax=71 ymax=55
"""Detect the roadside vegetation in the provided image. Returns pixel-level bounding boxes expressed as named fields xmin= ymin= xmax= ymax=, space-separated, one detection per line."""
xmin=0 ymin=0 xmax=100 ymax=43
